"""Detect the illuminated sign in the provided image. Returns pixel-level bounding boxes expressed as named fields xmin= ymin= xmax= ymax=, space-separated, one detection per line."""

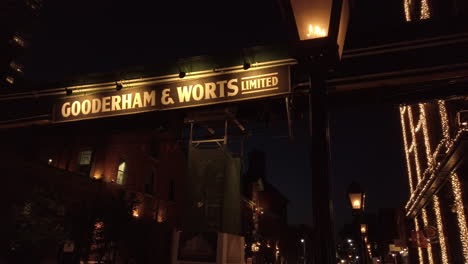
xmin=53 ymin=65 xmax=290 ymax=122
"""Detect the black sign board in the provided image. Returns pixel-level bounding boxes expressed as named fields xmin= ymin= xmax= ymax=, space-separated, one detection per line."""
xmin=53 ymin=65 xmax=291 ymax=122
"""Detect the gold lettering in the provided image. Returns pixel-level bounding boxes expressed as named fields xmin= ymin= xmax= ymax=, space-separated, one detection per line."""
xmin=143 ymin=90 xmax=156 ymax=107
xmin=111 ymin=96 xmax=121 ymax=111
xmin=227 ymin=79 xmax=238 ymax=96
xmin=249 ymin=80 xmax=257 ymax=89
xmin=161 ymin=88 xmax=174 ymax=105
xmin=192 ymin=84 xmax=204 ymax=101
xmin=102 ymin=97 xmax=111 ymax=112
xmin=122 ymin=94 xmax=132 ymax=109
xmin=61 ymin=102 xmax=71 ymax=118
xmin=82 ymin=100 xmax=91 ymax=115
xmin=216 ymin=80 xmax=227 ymax=97
xmin=71 ymin=101 xmax=80 ymax=116
xmin=272 ymin=76 xmax=278 ymax=86
xmin=133 ymin=93 xmax=142 ymax=108
xmin=205 ymin=82 xmax=217 ymax=99
xmin=177 ymin=86 xmax=192 ymax=103
xmin=92 ymin=98 xmax=101 ymax=113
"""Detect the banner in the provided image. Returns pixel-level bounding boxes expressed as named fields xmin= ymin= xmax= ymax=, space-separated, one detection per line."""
xmin=53 ymin=65 xmax=291 ymax=122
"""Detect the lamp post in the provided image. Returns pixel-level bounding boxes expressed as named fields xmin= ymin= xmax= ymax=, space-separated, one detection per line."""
xmin=300 ymin=238 xmax=306 ymax=264
xmin=277 ymin=0 xmax=350 ymax=263
xmin=347 ymin=182 xmax=366 ymax=264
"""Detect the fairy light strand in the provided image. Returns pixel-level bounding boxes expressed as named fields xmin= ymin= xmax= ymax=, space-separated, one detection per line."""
xmin=415 ymin=218 xmax=425 ymax=264
xmin=408 ymin=106 xmax=422 ymax=183
xmin=400 ymin=106 xmax=415 ymax=192
xmin=404 ymin=0 xmax=412 ymax=22
xmin=422 ymin=208 xmax=435 ymax=264
xmin=438 ymin=100 xmax=450 ymax=149
xmin=451 ymin=172 xmax=468 ymax=263
xmin=433 ymin=195 xmax=449 ymax=264
xmin=420 ymin=0 xmax=431 ymax=20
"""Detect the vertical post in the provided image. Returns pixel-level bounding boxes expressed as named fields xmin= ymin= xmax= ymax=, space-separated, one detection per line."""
xmin=358 ymin=213 xmax=366 ymax=264
xmin=309 ymin=67 xmax=336 ymax=264
xmin=303 ymin=239 xmax=307 ymax=264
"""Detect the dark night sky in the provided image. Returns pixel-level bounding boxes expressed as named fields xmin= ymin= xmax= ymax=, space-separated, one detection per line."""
xmin=19 ymin=0 xmax=409 ymax=231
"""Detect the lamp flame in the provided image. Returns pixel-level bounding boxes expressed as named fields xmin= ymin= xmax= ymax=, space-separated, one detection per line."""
xmin=306 ymin=24 xmax=327 ymax=38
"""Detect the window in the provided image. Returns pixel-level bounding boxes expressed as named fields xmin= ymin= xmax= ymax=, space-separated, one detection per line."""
xmin=116 ymin=161 xmax=127 ymax=185
xmin=78 ymin=150 xmax=93 ymax=176
xmin=144 ymin=170 xmax=155 ymax=195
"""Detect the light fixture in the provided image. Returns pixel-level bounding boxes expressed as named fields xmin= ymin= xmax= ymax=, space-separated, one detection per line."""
xmin=12 ymin=35 xmax=26 ymax=47
xmin=5 ymin=76 xmax=14 ymax=85
xmin=10 ymin=61 xmax=23 ymax=73
xmin=66 ymin=88 xmax=73 ymax=96
xmin=48 ymin=158 xmax=53 ymax=165
xmin=300 ymin=238 xmax=305 ymax=243
xmin=347 ymin=181 xmax=365 ymax=211
xmin=360 ymin=224 xmax=367 ymax=233
xmin=116 ymin=81 xmax=123 ymax=91
xmin=279 ymin=0 xmax=350 ymax=58
xmin=179 ymin=71 xmax=186 ymax=78
xmin=243 ymin=62 xmax=251 ymax=70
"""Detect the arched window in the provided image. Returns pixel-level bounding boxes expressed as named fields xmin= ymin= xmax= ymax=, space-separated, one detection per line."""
xmin=116 ymin=161 xmax=127 ymax=185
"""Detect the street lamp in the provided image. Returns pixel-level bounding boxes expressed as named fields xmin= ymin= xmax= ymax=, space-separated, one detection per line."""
xmin=279 ymin=0 xmax=350 ymax=59
xmin=347 ymin=181 xmax=365 ymax=211
xmin=347 ymin=182 xmax=367 ymax=264
xmin=300 ymin=238 xmax=306 ymax=264
xmin=276 ymin=1 xmax=351 ymax=263
xmin=360 ymin=224 xmax=367 ymax=234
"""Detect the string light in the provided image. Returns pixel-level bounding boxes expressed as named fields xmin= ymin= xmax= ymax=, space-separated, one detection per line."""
xmin=420 ymin=0 xmax=431 ymax=20
xmin=438 ymin=100 xmax=450 ymax=149
xmin=451 ymin=172 xmax=468 ymax=263
xmin=401 ymin=99 xmax=468 ymax=264
xmin=407 ymin=106 xmax=423 ymax=183
xmin=419 ymin=104 xmax=433 ymax=166
xmin=400 ymin=106 xmax=415 ymax=192
xmin=415 ymin=218 xmax=424 ymax=264
xmin=404 ymin=0 xmax=412 ymax=22
xmin=422 ymin=208 xmax=435 ymax=264
xmin=433 ymin=195 xmax=449 ymax=264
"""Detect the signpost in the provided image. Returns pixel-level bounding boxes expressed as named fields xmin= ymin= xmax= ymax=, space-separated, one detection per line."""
xmin=53 ymin=65 xmax=291 ymax=122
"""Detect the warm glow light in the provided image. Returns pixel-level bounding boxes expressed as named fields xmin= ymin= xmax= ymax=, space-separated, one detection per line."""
xmin=433 ymin=195 xmax=449 ymax=264
xmin=360 ymin=224 xmax=367 ymax=234
xmin=48 ymin=158 xmax=53 ymax=165
xmin=6 ymin=76 xmax=14 ymax=85
xmin=420 ymin=0 xmax=430 ymax=20
xmin=451 ymin=172 xmax=468 ymax=263
xmin=306 ymin=24 xmax=327 ymax=38
xmin=422 ymin=208 xmax=435 ymax=264
xmin=288 ymin=0 xmax=332 ymax=41
xmin=403 ymin=0 xmax=411 ymax=22
xmin=352 ymin=200 xmax=360 ymax=209
xmin=133 ymin=208 xmax=139 ymax=217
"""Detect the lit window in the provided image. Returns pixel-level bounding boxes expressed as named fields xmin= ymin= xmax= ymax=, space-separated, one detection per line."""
xmin=78 ymin=150 xmax=92 ymax=165
xmin=116 ymin=161 xmax=127 ymax=185
xmin=77 ymin=150 xmax=93 ymax=176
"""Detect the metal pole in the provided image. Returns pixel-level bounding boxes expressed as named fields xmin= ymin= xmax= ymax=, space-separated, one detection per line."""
xmin=303 ymin=239 xmax=307 ymax=264
xmin=309 ymin=67 xmax=336 ymax=264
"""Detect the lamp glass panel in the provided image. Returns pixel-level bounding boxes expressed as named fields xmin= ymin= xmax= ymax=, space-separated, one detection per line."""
xmin=290 ymin=0 xmax=332 ymax=40
xmin=337 ymin=0 xmax=350 ymax=57
xmin=348 ymin=193 xmax=362 ymax=209
xmin=360 ymin=224 xmax=367 ymax=233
